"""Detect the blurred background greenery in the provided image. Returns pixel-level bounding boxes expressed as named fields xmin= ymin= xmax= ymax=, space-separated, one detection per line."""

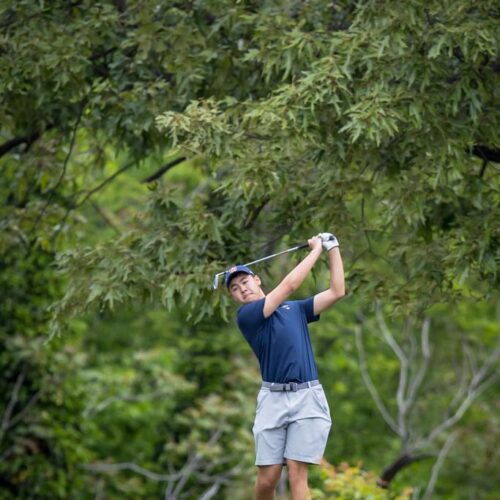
xmin=1 ymin=1 xmax=499 ymax=498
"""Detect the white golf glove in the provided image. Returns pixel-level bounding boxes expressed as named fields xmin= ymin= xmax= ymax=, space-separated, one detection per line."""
xmin=317 ymin=232 xmax=339 ymax=251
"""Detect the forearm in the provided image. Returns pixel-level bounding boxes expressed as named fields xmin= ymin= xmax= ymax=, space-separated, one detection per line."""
xmin=328 ymin=247 xmax=345 ymax=295
xmin=283 ymin=247 xmax=323 ymax=292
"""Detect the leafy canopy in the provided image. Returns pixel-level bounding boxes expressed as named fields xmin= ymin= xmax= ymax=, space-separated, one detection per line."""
xmin=49 ymin=0 xmax=500 ymax=329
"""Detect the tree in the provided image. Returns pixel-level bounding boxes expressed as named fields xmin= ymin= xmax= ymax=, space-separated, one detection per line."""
xmin=1 ymin=1 xmax=499 ymax=498
xmin=354 ymin=303 xmax=499 ymax=495
xmin=47 ymin=0 xmax=499 ymax=329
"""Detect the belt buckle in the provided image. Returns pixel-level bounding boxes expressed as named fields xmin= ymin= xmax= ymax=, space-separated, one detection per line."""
xmin=286 ymin=382 xmax=298 ymax=392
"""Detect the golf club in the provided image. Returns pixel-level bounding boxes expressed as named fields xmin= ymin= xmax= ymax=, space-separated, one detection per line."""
xmin=212 ymin=242 xmax=309 ymax=290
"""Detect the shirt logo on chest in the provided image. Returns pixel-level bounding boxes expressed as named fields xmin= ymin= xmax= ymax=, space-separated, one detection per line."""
xmin=280 ymin=304 xmax=291 ymax=310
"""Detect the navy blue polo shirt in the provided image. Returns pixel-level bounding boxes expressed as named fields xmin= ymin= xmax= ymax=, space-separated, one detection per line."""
xmin=237 ymin=297 xmax=320 ymax=383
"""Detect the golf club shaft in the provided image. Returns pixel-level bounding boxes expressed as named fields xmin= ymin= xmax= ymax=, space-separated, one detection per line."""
xmin=242 ymin=243 xmax=309 ymax=267
xmin=211 ymin=242 xmax=310 ymax=289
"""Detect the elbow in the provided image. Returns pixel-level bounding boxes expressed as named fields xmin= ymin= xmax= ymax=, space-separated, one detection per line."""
xmin=332 ymin=285 xmax=346 ymax=301
xmin=283 ymin=275 xmax=299 ymax=294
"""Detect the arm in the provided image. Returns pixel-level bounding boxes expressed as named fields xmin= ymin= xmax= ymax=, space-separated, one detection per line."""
xmin=313 ymin=245 xmax=346 ymax=315
xmin=263 ymin=237 xmax=323 ymax=318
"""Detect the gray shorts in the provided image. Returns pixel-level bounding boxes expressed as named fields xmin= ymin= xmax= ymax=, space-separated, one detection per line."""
xmin=252 ymin=382 xmax=332 ymax=466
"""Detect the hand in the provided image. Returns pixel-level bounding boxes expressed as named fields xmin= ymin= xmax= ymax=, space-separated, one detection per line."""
xmin=308 ymin=236 xmax=323 ymax=253
xmin=317 ymin=232 xmax=339 ymax=251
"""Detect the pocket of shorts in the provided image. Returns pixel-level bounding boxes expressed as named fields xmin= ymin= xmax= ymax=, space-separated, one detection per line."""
xmin=256 ymin=389 xmax=270 ymax=412
xmin=311 ymin=386 xmax=330 ymax=414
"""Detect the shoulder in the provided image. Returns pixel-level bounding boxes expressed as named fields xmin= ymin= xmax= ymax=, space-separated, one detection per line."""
xmin=237 ymin=298 xmax=266 ymax=322
xmin=237 ymin=298 xmax=266 ymax=335
xmin=237 ymin=297 xmax=265 ymax=315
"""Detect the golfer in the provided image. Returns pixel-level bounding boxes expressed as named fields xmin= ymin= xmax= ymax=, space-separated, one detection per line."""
xmin=226 ymin=233 xmax=345 ymax=500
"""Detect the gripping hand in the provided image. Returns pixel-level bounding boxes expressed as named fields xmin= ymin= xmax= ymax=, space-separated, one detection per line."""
xmin=318 ymin=232 xmax=339 ymax=251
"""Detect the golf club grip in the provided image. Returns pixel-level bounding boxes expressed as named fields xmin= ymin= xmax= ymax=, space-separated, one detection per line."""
xmin=296 ymin=243 xmax=309 ymax=250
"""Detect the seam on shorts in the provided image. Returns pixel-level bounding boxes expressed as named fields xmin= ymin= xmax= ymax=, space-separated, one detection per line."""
xmin=256 ymin=390 xmax=271 ymax=412
xmin=311 ymin=387 xmax=330 ymax=414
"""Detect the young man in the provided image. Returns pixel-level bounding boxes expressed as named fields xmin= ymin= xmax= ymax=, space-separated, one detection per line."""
xmin=226 ymin=233 xmax=345 ymax=500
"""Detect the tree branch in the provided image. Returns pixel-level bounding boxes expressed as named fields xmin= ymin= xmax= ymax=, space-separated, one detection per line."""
xmin=31 ymin=101 xmax=85 ymax=235
xmin=7 ymin=387 xmax=45 ymax=430
xmin=378 ymin=452 xmax=433 ymax=488
xmin=0 ymin=132 xmax=40 ymax=158
xmin=170 ymin=427 xmax=223 ymax=498
xmin=141 ymin=156 xmax=186 ymax=183
xmin=375 ymin=304 xmax=407 ymax=365
xmin=82 ymin=462 xmax=176 ymax=482
xmin=51 ymin=159 xmax=137 ymax=243
xmin=90 ymin=201 xmax=121 ymax=236
xmin=354 ymin=325 xmax=400 ymax=436
xmin=472 ymin=145 xmax=500 ymax=163
xmin=0 ymin=366 xmax=26 ymax=443
xmin=446 ymin=346 xmax=469 ymax=415
xmin=423 ymin=370 xmax=499 ymax=446
xmin=375 ymin=304 xmax=409 ymax=438
xmin=75 ymin=160 xmax=137 ymax=208
xmin=423 ymin=431 xmax=458 ymax=499
xmin=84 ymin=427 xmax=229 ymax=500
xmin=406 ymin=318 xmax=431 ymax=410
xmin=244 ymin=197 xmax=270 ymax=229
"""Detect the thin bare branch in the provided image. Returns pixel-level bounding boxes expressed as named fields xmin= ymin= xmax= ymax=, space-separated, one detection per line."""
xmin=1 ymin=367 xmax=26 ymax=439
xmin=1 ymin=368 xmax=46 ymax=438
xmin=31 ymin=101 xmax=85 ymax=235
xmin=471 ymin=344 xmax=500 ymax=388
xmin=423 ymin=371 xmax=499 ymax=445
xmin=75 ymin=160 xmax=137 ymax=208
xmin=82 ymin=462 xmax=175 ymax=482
xmin=354 ymin=325 xmax=400 ymax=435
xmin=375 ymin=304 xmax=407 ymax=364
xmin=406 ymin=318 xmax=417 ymax=370
xmin=423 ymin=431 xmax=458 ymax=499
xmin=447 ymin=349 xmax=469 ymax=415
xmin=375 ymin=305 xmax=408 ymax=438
xmin=406 ymin=318 xmax=431 ymax=407
xmin=7 ymin=388 xmax=45 ymax=430
xmin=199 ymin=483 xmax=221 ymax=500
xmin=463 ymin=342 xmax=477 ymax=375
xmin=170 ymin=428 xmax=224 ymax=498
xmin=90 ymin=201 xmax=121 ymax=235
xmin=51 ymin=159 xmax=137 ymax=243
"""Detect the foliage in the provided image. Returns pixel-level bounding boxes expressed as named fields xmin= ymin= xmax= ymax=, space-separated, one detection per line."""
xmin=43 ymin=0 xmax=499 ymax=331
xmin=0 ymin=246 xmax=93 ymax=498
xmin=1 ymin=1 xmax=499 ymax=498
xmin=65 ymin=306 xmax=258 ymax=499
xmin=310 ymin=461 xmax=413 ymax=500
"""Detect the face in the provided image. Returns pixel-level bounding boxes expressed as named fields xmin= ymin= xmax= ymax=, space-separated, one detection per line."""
xmin=228 ymin=273 xmax=265 ymax=304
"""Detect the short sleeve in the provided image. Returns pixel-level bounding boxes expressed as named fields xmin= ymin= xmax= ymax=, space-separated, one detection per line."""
xmin=297 ymin=297 xmax=320 ymax=323
xmin=237 ymin=298 xmax=266 ymax=337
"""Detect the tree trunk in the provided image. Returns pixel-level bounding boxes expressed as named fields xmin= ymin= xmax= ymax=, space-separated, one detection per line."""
xmin=377 ymin=452 xmax=433 ymax=488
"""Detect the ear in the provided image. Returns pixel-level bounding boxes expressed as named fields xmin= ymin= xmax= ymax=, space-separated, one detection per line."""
xmin=254 ymin=275 xmax=262 ymax=286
